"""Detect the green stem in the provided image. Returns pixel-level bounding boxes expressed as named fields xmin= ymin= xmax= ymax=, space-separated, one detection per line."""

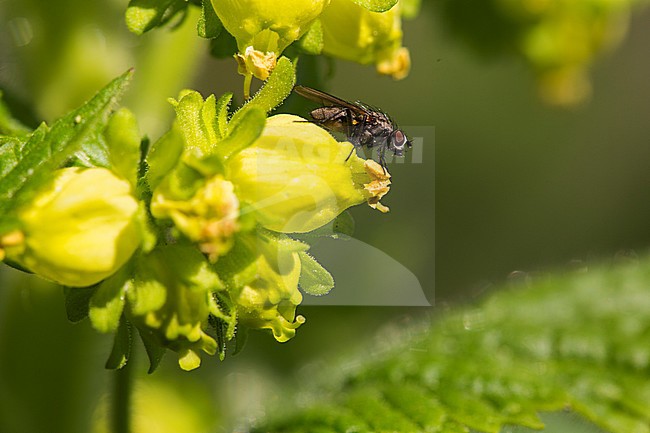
xmin=111 ymin=359 xmax=133 ymax=433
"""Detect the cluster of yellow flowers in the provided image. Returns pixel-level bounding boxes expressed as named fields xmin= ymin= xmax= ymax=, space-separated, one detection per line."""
xmin=212 ymin=0 xmax=412 ymax=96
xmin=0 ymin=55 xmax=393 ymax=369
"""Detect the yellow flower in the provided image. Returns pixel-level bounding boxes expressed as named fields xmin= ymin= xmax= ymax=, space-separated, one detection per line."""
xmin=151 ymin=175 xmax=240 ymax=262
xmin=228 ymin=114 xmax=391 ymax=233
xmin=320 ymin=0 xmax=411 ymax=79
xmin=211 ymin=0 xmax=329 ymax=83
xmin=129 ymin=245 xmax=225 ymax=371
xmin=7 ymin=167 xmax=140 ymax=287
xmin=223 ymin=232 xmax=306 ymax=342
xmin=211 ymin=0 xmax=330 ymax=54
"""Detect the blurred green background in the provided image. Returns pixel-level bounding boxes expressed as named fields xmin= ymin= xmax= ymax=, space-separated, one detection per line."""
xmin=1 ymin=1 xmax=650 ymax=432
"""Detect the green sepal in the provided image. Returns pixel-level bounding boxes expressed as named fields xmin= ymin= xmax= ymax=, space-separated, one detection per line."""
xmin=0 ymin=70 xmax=133 ymax=234
xmin=155 ymin=160 xmax=205 ymax=202
xmin=197 ymin=0 xmax=223 ymax=39
xmin=207 ymin=304 xmax=237 ymax=361
xmin=215 ymin=105 xmax=266 ymax=161
xmin=230 ymin=56 xmax=296 ymax=126
xmin=214 ymin=92 xmax=233 ymax=140
xmin=297 ymin=251 xmax=334 ymax=296
xmin=137 ymin=326 xmax=166 ymax=374
xmin=146 ymin=124 xmax=184 ymax=191
xmin=350 ymin=0 xmax=398 ymax=12
xmin=89 ymin=270 xmax=129 ymax=333
xmin=105 ymin=108 xmax=141 ymax=187
xmin=183 ymin=153 xmax=226 ymax=178
xmin=63 ymin=285 xmax=98 ymax=323
xmin=296 ymin=19 xmax=323 ymax=55
xmin=135 ymin=202 xmax=158 ymax=253
xmin=261 ymin=229 xmax=310 ymax=254
xmin=232 ymin=325 xmax=249 ymax=356
xmin=171 ymin=91 xmax=218 ymax=159
xmin=125 ymin=0 xmax=187 ymax=35
xmin=105 ymin=317 xmax=132 ymax=370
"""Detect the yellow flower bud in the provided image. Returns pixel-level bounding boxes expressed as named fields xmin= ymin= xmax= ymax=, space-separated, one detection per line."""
xmin=228 ymin=114 xmax=390 ymax=233
xmin=8 ymin=167 xmax=140 ymax=287
xmin=320 ymin=0 xmax=411 ymax=79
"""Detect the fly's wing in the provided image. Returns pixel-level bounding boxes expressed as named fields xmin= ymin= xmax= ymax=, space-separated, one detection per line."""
xmin=294 ymin=85 xmax=368 ymax=116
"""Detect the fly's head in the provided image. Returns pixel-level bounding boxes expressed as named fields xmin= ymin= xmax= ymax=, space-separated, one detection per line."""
xmin=388 ymin=129 xmax=412 ymax=157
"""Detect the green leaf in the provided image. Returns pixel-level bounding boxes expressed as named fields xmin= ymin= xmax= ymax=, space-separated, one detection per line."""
xmin=89 ymin=273 xmax=129 ymax=333
xmin=296 ymin=19 xmax=324 ymax=55
xmin=400 ymin=0 xmax=421 ymax=19
xmin=298 ymin=251 xmax=334 ymax=296
xmin=125 ymin=0 xmax=187 ymax=35
xmin=63 ymin=285 xmax=98 ymax=323
xmin=230 ymin=56 xmax=296 ymax=127
xmin=197 ymin=0 xmax=222 ymax=38
xmin=0 ymin=136 xmax=26 ymax=178
xmin=105 ymin=318 xmax=132 ymax=370
xmin=105 ymin=108 xmax=141 ymax=187
xmin=0 ymin=70 xmax=133 ymax=233
xmin=350 ymin=0 xmax=398 ymax=13
xmin=250 ymin=255 xmax=650 ymax=433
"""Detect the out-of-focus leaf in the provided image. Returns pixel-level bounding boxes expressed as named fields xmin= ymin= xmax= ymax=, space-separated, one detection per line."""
xmin=137 ymin=326 xmax=166 ymax=374
xmin=250 ymin=255 xmax=650 ymax=433
xmin=125 ymin=0 xmax=187 ymax=35
xmin=400 ymin=0 xmax=420 ymax=19
xmin=64 ymin=285 xmax=98 ymax=323
xmin=0 ymin=92 xmax=31 ymax=137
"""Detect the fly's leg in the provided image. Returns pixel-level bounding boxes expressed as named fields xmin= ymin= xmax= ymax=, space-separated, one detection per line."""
xmin=345 ymin=108 xmax=362 ymax=161
xmin=379 ymin=145 xmax=388 ymax=174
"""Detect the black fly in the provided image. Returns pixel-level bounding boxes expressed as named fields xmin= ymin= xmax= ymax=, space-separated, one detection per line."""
xmin=293 ymin=85 xmax=411 ymax=170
